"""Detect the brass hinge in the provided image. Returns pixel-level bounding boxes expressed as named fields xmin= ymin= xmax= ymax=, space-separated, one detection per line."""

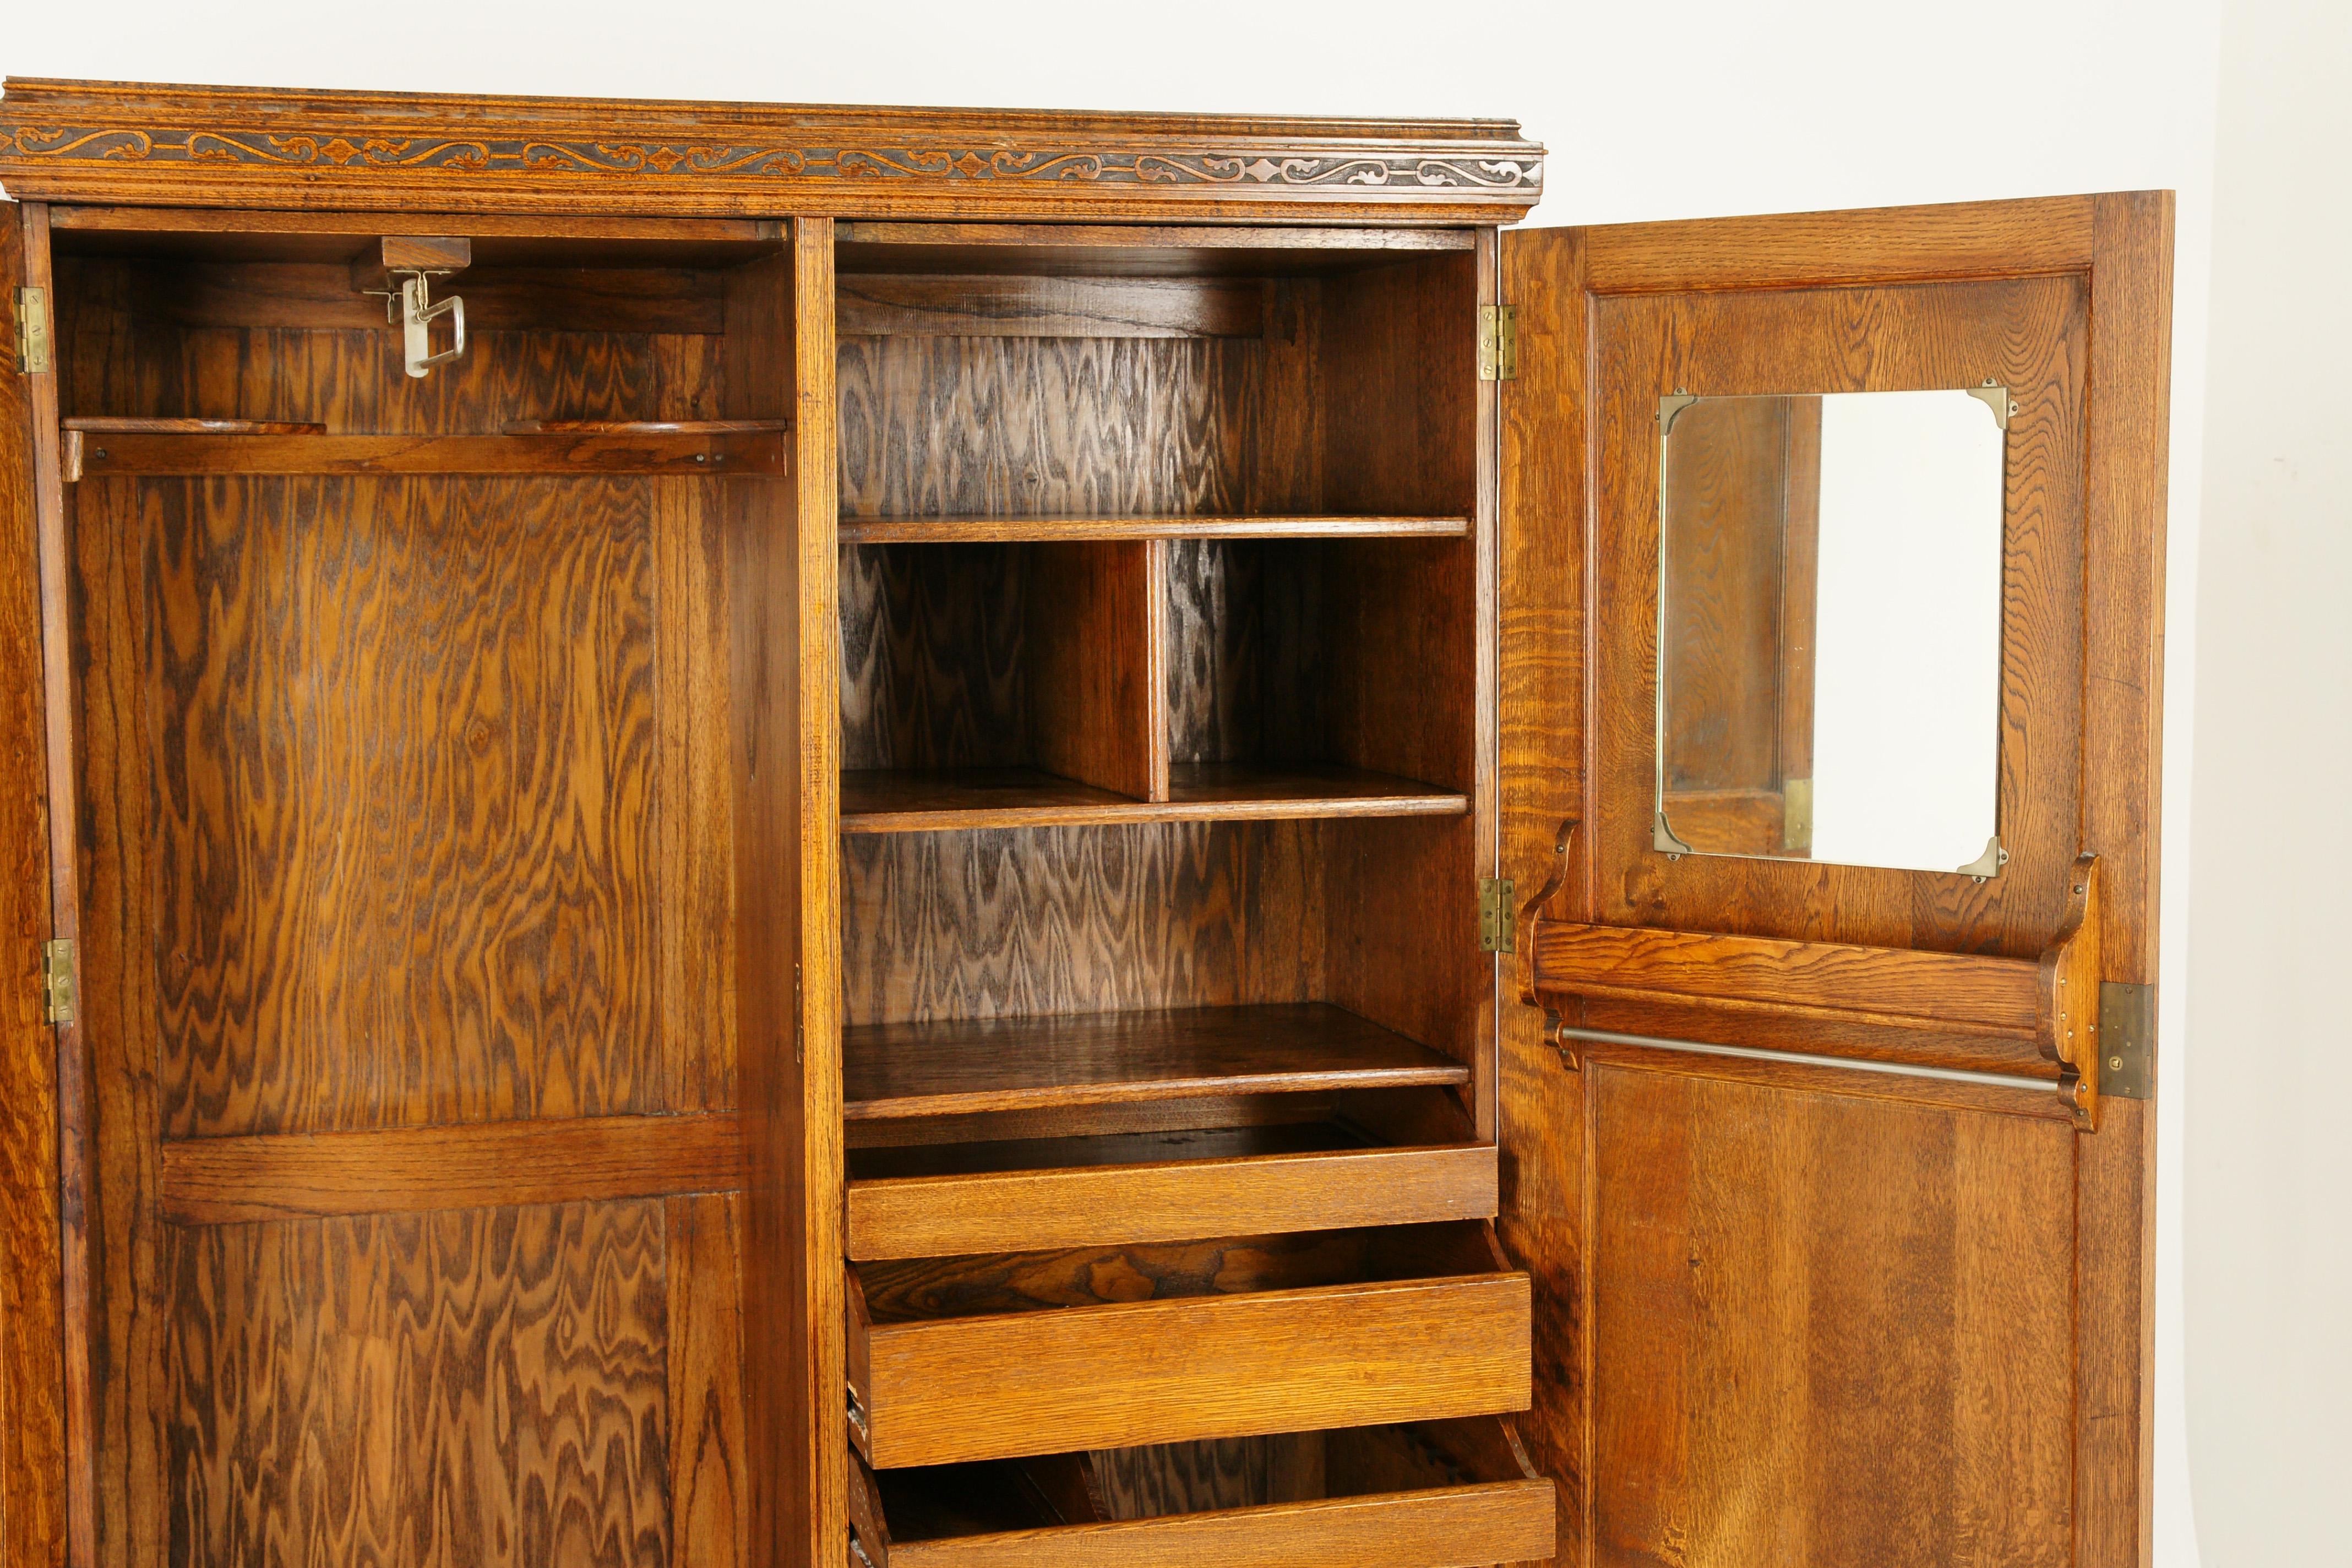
xmin=2097 ymin=981 xmax=2155 ymax=1099
xmin=41 ymin=938 xmax=76 ymax=1026
xmin=1478 ymin=877 xmax=1516 ymax=954
xmin=1478 ymin=304 xmax=1517 ymax=382
xmin=13 ymin=286 xmax=51 ymax=374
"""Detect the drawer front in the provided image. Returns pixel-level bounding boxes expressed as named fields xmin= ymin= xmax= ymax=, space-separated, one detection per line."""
xmin=884 ymin=1481 xmax=1555 ymax=1568
xmin=848 ymin=1416 xmax=1558 ymax=1568
xmin=852 ymin=1272 xmax=1532 ymax=1468
xmin=847 ymin=1143 xmax=1498 ymax=1260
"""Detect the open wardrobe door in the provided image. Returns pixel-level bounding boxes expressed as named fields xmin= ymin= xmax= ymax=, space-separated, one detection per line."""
xmin=2 ymin=204 xmax=70 ymax=1568
xmin=1498 ymin=196 xmax=2171 ymax=1567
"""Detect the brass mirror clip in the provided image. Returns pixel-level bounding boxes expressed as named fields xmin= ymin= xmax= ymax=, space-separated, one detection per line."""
xmin=1966 ymin=377 xmax=2019 ymax=430
xmin=1956 ymin=836 xmax=2010 ymax=881
xmin=1657 ymin=388 xmax=1700 ymax=437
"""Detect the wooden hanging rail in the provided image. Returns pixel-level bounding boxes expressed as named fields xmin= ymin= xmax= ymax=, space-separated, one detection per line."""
xmin=1520 ymin=829 xmax=2107 ymax=1128
xmin=61 ymin=420 xmax=790 ymax=479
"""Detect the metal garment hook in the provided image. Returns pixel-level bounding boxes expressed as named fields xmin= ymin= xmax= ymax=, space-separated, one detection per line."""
xmin=393 ymin=272 xmax=466 ymax=379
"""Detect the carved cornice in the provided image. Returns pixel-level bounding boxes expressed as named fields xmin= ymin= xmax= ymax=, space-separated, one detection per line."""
xmin=0 ymin=79 xmax=1544 ymax=222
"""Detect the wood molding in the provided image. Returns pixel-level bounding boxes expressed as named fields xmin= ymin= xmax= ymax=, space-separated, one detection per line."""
xmin=158 ymin=1112 xmax=748 ymax=1225
xmin=0 ymin=79 xmax=1544 ymax=222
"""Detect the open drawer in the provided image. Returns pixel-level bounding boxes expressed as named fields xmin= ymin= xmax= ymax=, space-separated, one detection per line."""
xmin=846 ymin=1418 xmax=1557 ymax=1568
xmin=847 ymin=1087 xmax=1495 ymax=1261
xmin=843 ymin=1006 xmax=1495 ymax=1261
xmin=845 ymin=1222 xmax=1531 ymax=1468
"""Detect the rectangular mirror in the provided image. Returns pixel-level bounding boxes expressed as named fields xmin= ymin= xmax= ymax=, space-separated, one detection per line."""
xmin=1656 ymin=386 xmax=2007 ymax=876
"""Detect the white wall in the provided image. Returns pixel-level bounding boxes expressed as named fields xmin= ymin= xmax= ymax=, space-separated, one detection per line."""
xmin=2187 ymin=2 xmax=2352 ymax=1562
xmin=0 ymin=3 xmax=2228 ymax=1560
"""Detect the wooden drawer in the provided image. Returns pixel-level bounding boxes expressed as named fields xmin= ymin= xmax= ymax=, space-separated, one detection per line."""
xmin=845 ymin=1222 xmax=1531 ymax=1468
xmin=847 ymin=1418 xmax=1556 ymax=1568
xmin=846 ymin=1078 xmax=1497 ymax=1261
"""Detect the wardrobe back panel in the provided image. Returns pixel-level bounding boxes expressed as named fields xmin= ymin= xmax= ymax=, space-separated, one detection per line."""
xmin=840 ymin=823 xmax=1328 ymax=1027
xmin=836 ymin=334 xmax=1266 ymax=520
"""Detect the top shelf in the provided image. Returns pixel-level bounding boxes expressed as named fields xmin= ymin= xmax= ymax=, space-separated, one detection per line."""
xmin=839 ymin=515 xmax=1468 ymax=544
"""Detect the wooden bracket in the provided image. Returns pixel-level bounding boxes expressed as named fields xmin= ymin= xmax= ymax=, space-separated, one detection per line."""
xmin=1514 ymin=820 xmax=1576 ymax=1008
xmin=2035 ymin=853 xmax=2104 ymax=1130
xmin=349 ymin=235 xmax=471 ymax=298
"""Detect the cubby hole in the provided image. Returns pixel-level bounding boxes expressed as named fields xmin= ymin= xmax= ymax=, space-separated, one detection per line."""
xmin=1164 ymin=535 xmax=1474 ymax=806
xmin=839 ymin=539 xmax=1158 ymax=820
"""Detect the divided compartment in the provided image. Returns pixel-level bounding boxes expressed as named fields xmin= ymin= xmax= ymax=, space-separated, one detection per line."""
xmin=1162 ymin=532 xmax=1474 ymax=813
xmin=835 ymin=222 xmax=1482 ymax=832
xmin=844 ymin=1221 xmax=1532 ymax=1469
xmin=840 ymin=538 xmax=1160 ymax=821
xmin=848 ymin=1419 xmax=1555 ymax=1568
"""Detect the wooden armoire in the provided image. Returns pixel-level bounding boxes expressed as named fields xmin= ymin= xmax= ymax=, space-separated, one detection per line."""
xmin=0 ymin=79 xmax=2170 ymax=1568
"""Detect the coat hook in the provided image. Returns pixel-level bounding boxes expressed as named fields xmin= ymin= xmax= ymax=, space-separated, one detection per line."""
xmin=383 ymin=272 xmax=466 ymax=379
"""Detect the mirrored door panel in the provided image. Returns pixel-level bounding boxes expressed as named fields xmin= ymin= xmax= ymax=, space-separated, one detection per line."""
xmin=1656 ymin=386 xmax=2007 ymax=876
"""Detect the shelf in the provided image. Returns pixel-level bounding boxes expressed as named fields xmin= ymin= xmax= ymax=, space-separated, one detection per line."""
xmin=840 ymin=514 xmax=1468 ymax=543
xmin=64 ymin=416 xmax=326 ymax=435
xmin=1166 ymin=761 xmax=1467 ymax=817
xmin=842 ymin=1003 xmax=1471 ymax=1121
xmin=841 ymin=764 xmax=1466 ymax=833
xmin=62 ymin=425 xmax=789 ymax=480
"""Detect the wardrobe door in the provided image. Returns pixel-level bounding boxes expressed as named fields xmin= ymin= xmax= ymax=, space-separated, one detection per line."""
xmin=1499 ymin=196 xmax=2171 ymax=1567
xmin=2 ymin=202 xmax=70 ymax=1568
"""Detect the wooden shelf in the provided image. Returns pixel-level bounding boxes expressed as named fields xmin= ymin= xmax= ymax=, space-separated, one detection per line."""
xmin=841 ymin=764 xmax=1466 ymax=833
xmin=839 ymin=514 xmax=1468 ymax=543
xmin=64 ymin=416 xmax=326 ymax=435
xmin=842 ymin=1003 xmax=1470 ymax=1121
xmin=63 ymin=426 xmax=788 ymax=480
xmin=1166 ymin=761 xmax=1467 ymax=817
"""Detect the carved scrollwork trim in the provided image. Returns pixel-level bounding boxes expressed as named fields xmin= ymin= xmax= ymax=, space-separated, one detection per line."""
xmin=5 ymin=124 xmax=1541 ymax=192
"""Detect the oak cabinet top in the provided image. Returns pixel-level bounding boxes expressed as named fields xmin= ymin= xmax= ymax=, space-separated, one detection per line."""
xmin=0 ymin=77 xmax=1547 ymax=223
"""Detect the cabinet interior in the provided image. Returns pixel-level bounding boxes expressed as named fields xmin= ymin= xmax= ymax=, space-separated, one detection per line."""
xmin=43 ymin=214 xmax=1494 ymax=1558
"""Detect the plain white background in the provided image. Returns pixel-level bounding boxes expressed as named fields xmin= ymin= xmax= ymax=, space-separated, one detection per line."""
xmin=8 ymin=2 xmax=2345 ymax=1562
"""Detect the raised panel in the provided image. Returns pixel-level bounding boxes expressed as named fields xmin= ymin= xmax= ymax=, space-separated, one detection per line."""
xmin=1586 ymin=1064 xmax=2075 ymax=1567
xmin=162 ymin=1201 xmax=673 ymax=1567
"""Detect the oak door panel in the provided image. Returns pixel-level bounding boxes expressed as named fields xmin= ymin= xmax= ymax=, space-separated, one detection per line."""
xmin=1587 ymin=1064 xmax=2075 ymax=1567
xmin=1500 ymin=197 xmax=2172 ymax=1568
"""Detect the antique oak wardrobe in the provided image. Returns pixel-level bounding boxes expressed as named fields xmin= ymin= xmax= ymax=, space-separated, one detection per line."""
xmin=0 ymin=79 xmax=2170 ymax=1568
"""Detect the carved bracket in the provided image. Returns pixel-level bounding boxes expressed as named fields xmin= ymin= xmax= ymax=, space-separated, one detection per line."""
xmin=2035 ymin=854 xmax=2105 ymax=1130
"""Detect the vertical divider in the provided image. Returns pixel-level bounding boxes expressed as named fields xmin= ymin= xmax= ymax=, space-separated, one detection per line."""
xmin=1145 ymin=537 xmax=1173 ymax=802
xmin=726 ymin=217 xmax=844 ymax=1568
xmin=1025 ymin=541 xmax=1163 ymax=801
